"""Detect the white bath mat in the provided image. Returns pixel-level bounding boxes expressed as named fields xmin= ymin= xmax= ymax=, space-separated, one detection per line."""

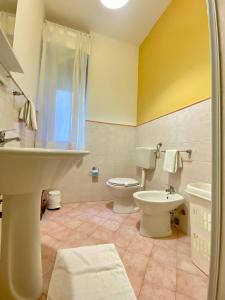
xmin=47 ymin=244 xmax=136 ymax=300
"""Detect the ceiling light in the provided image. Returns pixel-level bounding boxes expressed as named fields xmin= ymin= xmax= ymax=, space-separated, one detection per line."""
xmin=100 ymin=0 xmax=129 ymax=10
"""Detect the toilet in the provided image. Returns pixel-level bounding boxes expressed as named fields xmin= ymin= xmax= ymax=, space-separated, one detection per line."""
xmin=106 ymin=147 xmax=156 ymax=214
xmin=106 ymin=178 xmax=140 ymax=213
xmin=133 ymin=190 xmax=184 ymax=237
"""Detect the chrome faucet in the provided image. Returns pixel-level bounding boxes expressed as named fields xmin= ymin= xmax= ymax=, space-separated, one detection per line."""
xmin=0 ymin=129 xmax=21 ymax=146
xmin=166 ymin=185 xmax=175 ymax=194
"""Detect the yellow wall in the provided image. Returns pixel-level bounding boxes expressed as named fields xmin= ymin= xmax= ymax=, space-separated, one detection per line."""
xmin=88 ymin=33 xmax=138 ymax=126
xmin=137 ymin=0 xmax=211 ymax=125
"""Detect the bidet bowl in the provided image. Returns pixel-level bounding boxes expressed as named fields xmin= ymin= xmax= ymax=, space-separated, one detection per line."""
xmin=133 ymin=190 xmax=184 ymax=238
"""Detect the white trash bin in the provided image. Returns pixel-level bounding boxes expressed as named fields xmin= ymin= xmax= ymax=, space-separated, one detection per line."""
xmin=47 ymin=190 xmax=61 ymax=210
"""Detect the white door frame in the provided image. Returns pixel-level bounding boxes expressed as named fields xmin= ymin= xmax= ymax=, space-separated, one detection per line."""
xmin=207 ymin=0 xmax=224 ymax=299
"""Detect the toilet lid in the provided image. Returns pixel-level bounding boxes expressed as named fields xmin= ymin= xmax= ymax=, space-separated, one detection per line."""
xmin=108 ymin=178 xmax=139 ymax=187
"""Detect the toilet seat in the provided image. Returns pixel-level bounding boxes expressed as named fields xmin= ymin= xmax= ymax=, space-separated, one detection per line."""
xmin=107 ymin=178 xmax=139 ymax=187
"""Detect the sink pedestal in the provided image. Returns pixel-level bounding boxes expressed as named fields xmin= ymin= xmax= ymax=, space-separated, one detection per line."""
xmin=0 ymin=147 xmax=89 ymax=299
xmin=0 ymin=192 xmax=42 ymax=300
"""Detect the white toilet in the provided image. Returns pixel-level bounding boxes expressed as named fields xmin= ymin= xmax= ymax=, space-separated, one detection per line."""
xmin=133 ymin=190 xmax=184 ymax=237
xmin=106 ymin=178 xmax=140 ymax=213
xmin=106 ymin=147 xmax=156 ymax=214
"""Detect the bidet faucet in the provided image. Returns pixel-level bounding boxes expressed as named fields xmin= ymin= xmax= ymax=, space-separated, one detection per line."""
xmin=166 ymin=185 xmax=175 ymax=194
xmin=0 ymin=129 xmax=21 ymax=147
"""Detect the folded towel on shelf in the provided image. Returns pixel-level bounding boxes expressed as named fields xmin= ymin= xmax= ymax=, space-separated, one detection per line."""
xmin=19 ymin=100 xmax=38 ymax=131
xmin=163 ymin=150 xmax=183 ymax=173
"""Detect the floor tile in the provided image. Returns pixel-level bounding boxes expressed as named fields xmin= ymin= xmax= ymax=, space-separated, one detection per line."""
xmin=176 ymin=269 xmax=208 ymax=300
xmin=145 ymin=258 xmax=176 ymax=291
xmin=177 ymin=231 xmax=191 ymax=244
xmin=123 ymin=215 xmax=140 ymax=227
xmin=40 ymin=220 xmax=62 ymax=235
xmin=122 ymin=251 xmax=149 ymax=277
xmin=97 ymin=210 xmax=114 ymax=219
xmin=176 ymin=293 xmax=196 ymax=300
xmin=126 ymin=266 xmax=145 ymax=298
xmin=90 ymin=227 xmax=114 ymax=242
xmin=41 ymin=234 xmax=62 ymax=260
xmin=76 ymin=221 xmax=99 ymax=235
xmin=101 ymin=219 xmax=121 ymax=231
xmin=109 ymin=212 xmax=129 ymax=223
xmin=48 ymin=225 xmax=76 ymax=242
xmin=42 ymin=257 xmax=54 ymax=276
xmin=177 ymin=252 xmax=205 ymax=276
xmin=151 ymin=244 xmax=176 ymax=268
xmin=115 ymin=245 xmax=126 ymax=258
xmin=49 ymin=215 xmax=83 ymax=230
xmin=128 ymin=236 xmax=153 ymax=257
xmin=177 ymin=240 xmax=191 ymax=256
xmin=40 ymin=201 xmax=208 ymax=298
xmin=111 ymin=231 xmax=132 ymax=249
xmin=139 ymin=281 xmax=176 ymax=300
xmin=42 ymin=271 xmax=52 ymax=296
xmin=154 ymin=234 xmax=178 ymax=251
xmin=117 ymin=223 xmax=138 ymax=237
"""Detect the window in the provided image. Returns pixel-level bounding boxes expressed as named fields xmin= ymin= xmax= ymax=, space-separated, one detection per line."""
xmin=54 ymin=90 xmax=72 ymax=143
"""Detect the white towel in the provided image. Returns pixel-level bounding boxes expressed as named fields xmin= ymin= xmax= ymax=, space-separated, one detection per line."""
xmin=47 ymin=244 xmax=136 ymax=300
xmin=163 ymin=150 xmax=183 ymax=173
xmin=19 ymin=100 xmax=38 ymax=131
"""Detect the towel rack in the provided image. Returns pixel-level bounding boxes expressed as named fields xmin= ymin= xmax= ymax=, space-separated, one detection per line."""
xmin=161 ymin=149 xmax=192 ymax=159
xmin=155 ymin=143 xmax=192 ymax=158
xmin=0 ymin=78 xmax=23 ymax=96
xmin=0 ymin=64 xmax=24 ymax=97
xmin=161 ymin=149 xmax=192 ymax=155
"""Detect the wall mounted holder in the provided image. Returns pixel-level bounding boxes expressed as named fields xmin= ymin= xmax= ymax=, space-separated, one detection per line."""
xmin=155 ymin=142 xmax=192 ymax=159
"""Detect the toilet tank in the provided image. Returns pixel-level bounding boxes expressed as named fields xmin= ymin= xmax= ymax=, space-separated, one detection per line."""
xmin=136 ymin=147 xmax=156 ymax=169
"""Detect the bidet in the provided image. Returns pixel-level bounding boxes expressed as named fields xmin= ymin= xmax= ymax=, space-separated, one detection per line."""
xmin=133 ymin=190 xmax=184 ymax=237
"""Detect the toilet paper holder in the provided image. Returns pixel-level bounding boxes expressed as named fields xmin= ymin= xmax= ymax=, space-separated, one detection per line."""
xmin=89 ymin=167 xmax=99 ymax=177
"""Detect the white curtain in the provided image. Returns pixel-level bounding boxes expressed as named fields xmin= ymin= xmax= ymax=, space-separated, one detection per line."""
xmin=0 ymin=12 xmax=16 ymax=46
xmin=36 ymin=21 xmax=91 ymax=150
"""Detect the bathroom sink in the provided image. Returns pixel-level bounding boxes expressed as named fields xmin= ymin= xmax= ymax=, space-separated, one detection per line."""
xmin=0 ymin=147 xmax=89 ymax=194
xmin=0 ymin=147 xmax=89 ymax=300
xmin=185 ymin=182 xmax=211 ymax=202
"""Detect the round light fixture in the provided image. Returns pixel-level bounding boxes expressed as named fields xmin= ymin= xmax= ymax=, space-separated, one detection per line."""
xmin=100 ymin=0 xmax=129 ymax=10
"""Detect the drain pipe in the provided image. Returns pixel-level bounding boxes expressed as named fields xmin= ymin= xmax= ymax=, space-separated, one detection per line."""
xmin=140 ymin=168 xmax=146 ymax=190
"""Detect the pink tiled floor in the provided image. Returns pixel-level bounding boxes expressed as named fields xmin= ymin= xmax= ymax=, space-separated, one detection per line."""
xmin=39 ymin=201 xmax=208 ymax=300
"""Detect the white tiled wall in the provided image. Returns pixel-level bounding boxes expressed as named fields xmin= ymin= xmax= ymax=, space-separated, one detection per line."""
xmin=0 ymin=85 xmax=35 ymax=147
xmin=57 ymin=121 xmax=136 ymax=203
xmin=0 ymin=87 xmax=19 ymax=134
xmin=136 ymin=99 xmax=212 ymax=232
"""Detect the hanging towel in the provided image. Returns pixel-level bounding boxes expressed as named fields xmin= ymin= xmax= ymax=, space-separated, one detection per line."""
xmin=163 ymin=150 xmax=183 ymax=173
xmin=19 ymin=100 xmax=38 ymax=131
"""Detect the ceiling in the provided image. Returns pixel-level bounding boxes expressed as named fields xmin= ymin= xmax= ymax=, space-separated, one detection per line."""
xmin=0 ymin=0 xmax=171 ymax=45
xmin=44 ymin=0 xmax=171 ymax=45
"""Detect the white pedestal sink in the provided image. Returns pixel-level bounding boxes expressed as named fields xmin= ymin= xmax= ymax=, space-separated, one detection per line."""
xmin=0 ymin=147 xmax=89 ymax=300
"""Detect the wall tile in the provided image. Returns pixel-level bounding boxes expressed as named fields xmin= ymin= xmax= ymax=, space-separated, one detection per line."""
xmin=57 ymin=122 xmax=136 ymax=203
xmin=136 ymin=100 xmax=212 ymax=233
